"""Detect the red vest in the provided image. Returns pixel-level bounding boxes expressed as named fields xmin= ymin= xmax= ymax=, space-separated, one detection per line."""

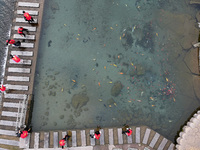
xmin=12 ymin=55 xmax=20 ymax=63
xmin=95 ymin=133 xmax=100 ymax=139
xmin=24 ymin=12 xmax=31 ymax=20
xmin=20 ymin=131 xmax=28 ymax=138
xmin=18 ymin=27 xmax=23 ymax=34
xmin=126 ymin=129 xmax=132 ymax=136
xmin=59 ymin=139 xmax=65 ymax=146
xmin=0 ymin=85 xmax=6 ymax=92
xmin=7 ymin=39 xmax=15 ymax=44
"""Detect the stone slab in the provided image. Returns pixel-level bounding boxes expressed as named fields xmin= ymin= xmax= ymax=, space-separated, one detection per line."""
xmin=142 ymin=128 xmax=151 ymax=144
xmin=0 ymin=148 xmax=9 ymax=150
xmin=0 ymin=129 xmax=16 ymax=136
xmin=17 ymin=10 xmax=38 ymax=15
xmin=2 ymin=111 xmax=20 ymax=117
xmin=44 ymin=132 xmax=49 ymax=148
xmin=18 ymin=2 xmax=39 ymax=7
xmin=149 ymin=133 xmax=160 ymax=148
xmin=0 ymin=139 xmax=19 ymax=146
xmin=168 ymin=143 xmax=175 ymax=150
xmin=158 ymin=138 xmax=168 ymax=150
xmin=11 ymin=51 xmax=33 ymax=56
xmin=13 ymin=34 xmax=35 ymax=40
xmin=90 ymin=130 xmax=95 ymax=146
xmin=6 ymin=84 xmax=28 ymax=91
xmin=0 ymin=120 xmax=17 ymax=127
xmin=136 ymin=127 xmax=140 ymax=143
xmin=108 ymin=129 xmax=113 ymax=145
xmin=53 ymin=132 xmax=58 ymax=148
xmin=14 ymin=26 xmax=36 ymax=32
xmin=7 ymin=76 xmax=29 ymax=82
xmin=16 ymin=18 xmax=38 ymax=23
xmin=34 ymin=133 xmax=39 ymax=149
xmin=19 ymin=133 xmax=30 ymax=148
xmin=72 ymin=131 xmax=77 ymax=147
xmin=117 ymin=128 xmax=123 ymax=144
xmin=9 ymin=59 xmax=32 ymax=65
xmin=127 ymin=134 xmax=132 ymax=144
xmin=4 ymin=93 xmax=27 ymax=99
xmin=100 ymin=129 xmax=104 ymax=145
xmin=3 ymin=102 xmax=20 ymax=108
xmin=62 ymin=132 xmax=67 ymax=147
xmin=8 ymin=67 xmax=30 ymax=73
xmin=81 ymin=130 xmax=86 ymax=146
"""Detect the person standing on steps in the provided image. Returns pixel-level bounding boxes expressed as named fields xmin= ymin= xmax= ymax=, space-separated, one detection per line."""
xmin=6 ymin=39 xmax=21 ymax=47
xmin=90 ymin=126 xmax=101 ymax=139
xmin=18 ymin=26 xmax=28 ymax=37
xmin=23 ymin=11 xmax=34 ymax=23
xmin=10 ymin=54 xmax=21 ymax=63
xmin=122 ymin=124 xmax=133 ymax=136
xmin=59 ymin=134 xmax=71 ymax=149
xmin=0 ymin=84 xmax=6 ymax=92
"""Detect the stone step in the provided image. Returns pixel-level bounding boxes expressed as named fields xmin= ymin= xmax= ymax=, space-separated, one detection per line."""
xmin=18 ymin=2 xmax=39 ymax=8
xmin=149 ymin=132 xmax=160 ymax=148
xmin=157 ymin=138 xmax=168 ymax=150
xmin=14 ymin=26 xmax=36 ymax=32
xmin=3 ymin=102 xmax=20 ymax=108
xmin=17 ymin=10 xmax=38 ymax=16
xmin=13 ymin=34 xmax=35 ymax=40
xmin=11 ymin=51 xmax=33 ymax=57
xmin=6 ymin=84 xmax=28 ymax=91
xmin=12 ymin=42 xmax=34 ymax=48
xmin=135 ymin=127 xmax=140 ymax=143
xmin=44 ymin=132 xmax=49 ymax=148
xmin=168 ymin=143 xmax=175 ymax=150
xmin=53 ymin=132 xmax=58 ymax=148
xmin=8 ymin=67 xmax=30 ymax=74
xmin=16 ymin=18 xmax=38 ymax=24
xmin=0 ymin=129 xmax=16 ymax=136
xmin=108 ymin=129 xmax=113 ymax=145
xmin=0 ymin=148 xmax=9 ymax=150
xmin=90 ymin=130 xmax=95 ymax=146
xmin=62 ymin=132 xmax=67 ymax=147
xmin=4 ymin=93 xmax=27 ymax=99
xmin=19 ymin=133 xmax=30 ymax=149
xmin=72 ymin=131 xmax=77 ymax=147
xmin=100 ymin=129 xmax=104 ymax=145
xmin=117 ymin=128 xmax=123 ymax=144
xmin=0 ymin=120 xmax=17 ymax=127
xmin=142 ymin=128 xmax=151 ymax=145
xmin=9 ymin=59 xmax=32 ymax=65
xmin=80 ymin=130 xmax=86 ymax=146
xmin=7 ymin=76 xmax=29 ymax=82
xmin=34 ymin=133 xmax=39 ymax=149
xmin=0 ymin=139 xmax=19 ymax=146
xmin=1 ymin=111 xmax=20 ymax=117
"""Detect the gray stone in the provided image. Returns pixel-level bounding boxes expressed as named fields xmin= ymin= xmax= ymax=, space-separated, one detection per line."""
xmin=71 ymin=94 xmax=89 ymax=109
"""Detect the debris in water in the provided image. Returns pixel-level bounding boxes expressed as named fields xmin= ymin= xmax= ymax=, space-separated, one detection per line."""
xmin=72 ymin=80 xmax=76 ymax=83
xmin=99 ymin=99 xmax=102 ymax=102
xmin=109 ymin=105 xmax=112 ymax=107
xmin=92 ymin=27 xmax=96 ymax=31
xmin=114 ymin=103 xmax=117 ymax=106
xmin=110 ymin=27 xmax=113 ymax=30
xmin=61 ymin=88 xmax=64 ymax=92
xmin=104 ymin=66 xmax=106 ymax=70
xmin=137 ymin=100 xmax=142 ymax=102
xmin=119 ymin=72 xmax=124 ymax=74
xmin=98 ymin=82 xmax=101 ymax=87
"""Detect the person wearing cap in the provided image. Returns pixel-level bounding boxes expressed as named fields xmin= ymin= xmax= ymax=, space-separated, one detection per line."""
xmin=90 ymin=126 xmax=101 ymax=139
xmin=59 ymin=134 xmax=70 ymax=149
xmin=18 ymin=26 xmax=28 ymax=37
xmin=23 ymin=11 xmax=34 ymax=23
xmin=122 ymin=124 xmax=133 ymax=136
xmin=6 ymin=39 xmax=21 ymax=47
xmin=0 ymin=84 xmax=6 ymax=92
xmin=10 ymin=54 xmax=21 ymax=63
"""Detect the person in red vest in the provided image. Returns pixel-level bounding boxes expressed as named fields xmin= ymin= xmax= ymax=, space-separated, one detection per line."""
xmin=6 ymin=39 xmax=21 ymax=47
xmin=23 ymin=11 xmax=34 ymax=23
xmin=10 ymin=54 xmax=21 ymax=63
xmin=18 ymin=27 xmax=28 ymax=37
xmin=0 ymin=84 xmax=6 ymax=92
xmin=59 ymin=134 xmax=70 ymax=149
xmin=90 ymin=126 xmax=101 ymax=139
xmin=122 ymin=124 xmax=133 ymax=136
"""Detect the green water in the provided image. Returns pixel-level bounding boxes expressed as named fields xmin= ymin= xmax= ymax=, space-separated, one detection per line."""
xmin=32 ymin=0 xmax=200 ymax=141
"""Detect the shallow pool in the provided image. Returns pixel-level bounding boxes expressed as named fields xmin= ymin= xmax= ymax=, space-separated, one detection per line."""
xmin=32 ymin=0 xmax=200 ymax=141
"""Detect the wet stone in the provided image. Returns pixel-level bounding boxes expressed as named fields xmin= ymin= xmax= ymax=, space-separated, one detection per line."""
xmin=45 ymin=112 xmax=49 ymax=116
xmin=54 ymin=122 xmax=57 ymax=126
xmin=111 ymin=81 xmax=123 ymax=97
xmin=83 ymin=108 xmax=89 ymax=111
xmin=66 ymin=103 xmax=70 ymax=109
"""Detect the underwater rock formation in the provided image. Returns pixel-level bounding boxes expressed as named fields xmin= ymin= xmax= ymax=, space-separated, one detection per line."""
xmin=51 ymin=2 xmax=59 ymax=14
xmin=71 ymin=93 xmax=89 ymax=109
xmin=111 ymin=81 xmax=123 ymax=97
xmin=135 ymin=64 xmax=145 ymax=76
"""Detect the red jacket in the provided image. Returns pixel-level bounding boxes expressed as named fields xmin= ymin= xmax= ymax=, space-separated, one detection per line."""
xmin=18 ymin=27 xmax=23 ymax=34
xmin=7 ymin=39 xmax=15 ymax=44
xmin=12 ymin=55 xmax=21 ymax=63
xmin=95 ymin=133 xmax=101 ymax=139
xmin=24 ymin=12 xmax=31 ymax=20
xmin=0 ymin=85 xmax=6 ymax=92
xmin=126 ymin=129 xmax=133 ymax=136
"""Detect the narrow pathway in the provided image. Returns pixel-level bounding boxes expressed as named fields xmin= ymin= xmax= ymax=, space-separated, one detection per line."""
xmin=0 ymin=1 xmax=44 ymax=149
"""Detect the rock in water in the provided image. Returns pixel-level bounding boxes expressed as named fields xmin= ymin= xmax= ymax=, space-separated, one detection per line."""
xmin=71 ymin=94 xmax=89 ymax=109
xmin=111 ymin=81 xmax=123 ymax=97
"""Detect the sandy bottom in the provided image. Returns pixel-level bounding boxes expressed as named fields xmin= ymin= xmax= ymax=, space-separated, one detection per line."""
xmin=32 ymin=0 xmax=200 ymax=141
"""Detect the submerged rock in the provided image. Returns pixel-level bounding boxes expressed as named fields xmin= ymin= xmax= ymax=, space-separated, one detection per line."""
xmin=111 ymin=81 xmax=123 ymax=97
xmin=71 ymin=94 xmax=89 ymax=109
xmin=135 ymin=64 xmax=145 ymax=76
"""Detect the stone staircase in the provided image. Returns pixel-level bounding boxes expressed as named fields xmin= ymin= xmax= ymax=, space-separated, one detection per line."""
xmin=0 ymin=1 xmax=43 ymax=150
xmin=20 ymin=126 xmax=175 ymax=150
